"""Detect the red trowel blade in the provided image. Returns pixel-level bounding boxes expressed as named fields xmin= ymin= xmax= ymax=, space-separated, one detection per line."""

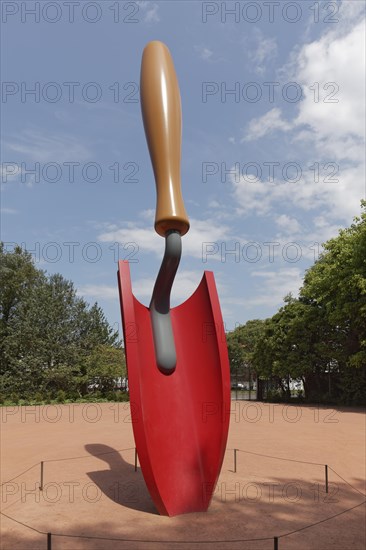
xmin=118 ymin=260 xmax=231 ymax=516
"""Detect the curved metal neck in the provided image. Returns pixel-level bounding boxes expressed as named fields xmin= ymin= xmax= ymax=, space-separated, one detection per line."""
xmin=149 ymin=230 xmax=182 ymax=374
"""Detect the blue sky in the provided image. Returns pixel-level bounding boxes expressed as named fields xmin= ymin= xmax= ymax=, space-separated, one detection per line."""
xmin=1 ymin=0 xmax=365 ymax=338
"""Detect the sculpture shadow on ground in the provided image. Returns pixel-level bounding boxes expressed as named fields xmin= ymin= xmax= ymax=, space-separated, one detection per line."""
xmin=84 ymin=443 xmax=158 ymax=514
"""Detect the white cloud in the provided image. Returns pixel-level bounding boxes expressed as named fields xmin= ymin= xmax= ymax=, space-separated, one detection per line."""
xmin=98 ymin=222 xmax=162 ymax=256
xmin=1 ymin=163 xmax=21 ymax=183
xmin=98 ymin=216 xmax=234 ymax=260
xmin=4 ymin=129 xmax=91 ymax=163
xmin=248 ymin=29 xmax=278 ymax=75
xmin=139 ymin=208 xmax=155 ymax=221
xmin=1 ymin=162 xmax=34 ymax=187
xmin=132 ymin=269 xmax=206 ymax=305
xmin=247 ymin=268 xmax=303 ymax=306
xmin=231 ymin=175 xmax=271 ymax=215
xmin=78 ymin=270 xmax=218 ymax=307
xmin=275 ymin=214 xmax=301 ymax=234
xmin=328 ymin=1 xmax=366 ymax=35
xmin=232 ymin=161 xmax=364 ymax=223
xmin=243 ymin=14 xmax=365 ymax=160
xmin=195 ymin=45 xmax=214 ymax=61
xmin=78 ymin=284 xmax=117 ymax=301
xmin=236 ymin=10 xmax=365 ymax=232
xmin=137 ymin=1 xmax=160 ymax=23
xmin=0 ymin=207 xmax=18 ymax=215
xmin=223 ymin=267 xmax=303 ymax=309
xmin=313 ymin=216 xmax=328 ymax=229
xmin=144 ymin=4 xmax=160 ymax=23
xmin=295 ymin=20 xmax=365 ymax=157
xmin=292 ymin=17 xmax=365 ymax=222
xmin=242 ymin=108 xmax=292 ymax=141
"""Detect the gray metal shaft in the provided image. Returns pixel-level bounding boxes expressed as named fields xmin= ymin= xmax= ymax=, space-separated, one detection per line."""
xmin=149 ymin=230 xmax=182 ymax=374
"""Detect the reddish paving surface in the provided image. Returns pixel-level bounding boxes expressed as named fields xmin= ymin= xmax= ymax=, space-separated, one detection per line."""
xmin=1 ymin=402 xmax=365 ymax=549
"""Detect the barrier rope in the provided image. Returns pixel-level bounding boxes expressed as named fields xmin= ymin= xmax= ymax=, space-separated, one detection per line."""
xmin=278 ymin=500 xmax=366 ymax=539
xmin=0 ymin=463 xmax=40 ymax=487
xmin=2 ymin=501 xmax=365 ymax=545
xmin=230 ymin=448 xmax=325 ymax=466
xmin=1 ymin=446 xmax=365 ymax=547
xmin=43 ymin=447 xmax=135 ymax=463
xmin=1 ymin=512 xmax=46 ymax=535
xmin=328 ymin=466 xmax=366 ymax=497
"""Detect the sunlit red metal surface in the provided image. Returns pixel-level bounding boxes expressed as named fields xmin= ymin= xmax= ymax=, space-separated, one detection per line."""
xmin=118 ymin=260 xmax=230 ymax=516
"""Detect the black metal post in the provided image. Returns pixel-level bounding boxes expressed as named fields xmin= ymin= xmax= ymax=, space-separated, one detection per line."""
xmin=274 ymin=536 xmax=279 ymax=550
xmin=134 ymin=448 xmax=138 ymax=472
xmin=235 ymin=366 xmax=238 ymax=400
xmin=47 ymin=532 xmax=52 ymax=550
xmin=40 ymin=461 xmax=44 ymax=491
xmin=328 ymin=370 xmax=331 ymax=397
xmin=325 ymin=464 xmax=328 ymax=493
xmin=234 ymin=448 xmax=237 ymax=473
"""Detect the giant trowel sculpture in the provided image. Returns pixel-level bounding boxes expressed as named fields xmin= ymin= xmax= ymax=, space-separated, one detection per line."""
xmin=118 ymin=41 xmax=230 ymax=516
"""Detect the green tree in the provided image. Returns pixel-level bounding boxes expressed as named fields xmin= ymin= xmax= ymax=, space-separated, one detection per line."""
xmin=300 ymin=202 xmax=366 ymax=403
xmin=253 ymin=295 xmax=335 ymax=400
xmin=252 ymin=203 xmax=366 ymax=404
xmin=227 ymin=319 xmax=265 ymax=393
xmin=85 ymin=344 xmax=126 ymax=393
xmin=227 ymin=319 xmax=265 ymax=372
xmin=0 ymin=243 xmax=122 ymax=399
xmin=0 ymin=244 xmax=44 ymax=395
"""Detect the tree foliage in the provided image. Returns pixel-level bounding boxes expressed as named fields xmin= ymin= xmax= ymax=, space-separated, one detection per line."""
xmin=227 ymin=202 xmax=366 ymax=405
xmin=0 ymin=243 xmax=124 ymax=399
xmin=252 ymin=295 xmax=336 ymax=400
xmin=227 ymin=319 xmax=265 ymax=375
xmin=301 ymin=203 xmax=366 ymax=370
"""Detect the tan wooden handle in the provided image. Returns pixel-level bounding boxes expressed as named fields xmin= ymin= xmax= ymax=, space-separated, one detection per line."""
xmin=140 ymin=41 xmax=190 ymax=237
